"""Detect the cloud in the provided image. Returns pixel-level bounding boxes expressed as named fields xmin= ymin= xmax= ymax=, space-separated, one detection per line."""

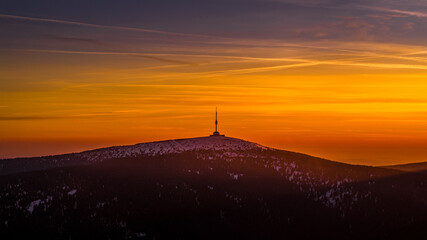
xmin=6 ymin=48 xmax=311 ymax=66
xmin=51 ymin=49 xmax=427 ymax=73
xmin=0 ymin=13 xmax=212 ymax=38
xmin=363 ymin=6 xmax=427 ymax=18
xmin=0 ymin=116 xmax=70 ymax=120
xmin=215 ymin=62 xmax=321 ymax=75
xmin=131 ymin=55 xmax=196 ymax=65
xmin=0 ymin=112 xmax=121 ymax=121
xmin=9 ymin=49 xmax=196 ymax=65
xmin=44 ymin=34 xmax=105 ymax=45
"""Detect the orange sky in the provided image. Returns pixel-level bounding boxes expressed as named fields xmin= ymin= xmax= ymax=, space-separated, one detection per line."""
xmin=1 ymin=3 xmax=427 ymax=165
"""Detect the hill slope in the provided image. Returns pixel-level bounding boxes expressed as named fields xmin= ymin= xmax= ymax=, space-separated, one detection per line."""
xmin=383 ymin=161 xmax=427 ymax=172
xmin=0 ymin=136 xmax=266 ymax=175
xmin=1 ymin=136 xmax=426 ymax=239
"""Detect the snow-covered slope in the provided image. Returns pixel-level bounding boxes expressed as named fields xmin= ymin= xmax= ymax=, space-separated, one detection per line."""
xmin=78 ymin=136 xmax=269 ymax=162
xmin=0 ymin=136 xmax=268 ymax=175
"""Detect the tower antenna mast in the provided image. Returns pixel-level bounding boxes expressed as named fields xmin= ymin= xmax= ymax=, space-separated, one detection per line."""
xmin=215 ymin=107 xmax=218 ymax=133
xmin=211 ymin=107 xmax=224 ymax=136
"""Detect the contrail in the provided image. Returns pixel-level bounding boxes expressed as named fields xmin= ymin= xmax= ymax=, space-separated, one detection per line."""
xmin=1 ymin=13 xmax=410 ymax=58
xmin=0 ymin=13 xmax=213 ymax=38
xmin=8 ymin=48 xmax=310 ymax=63
xmin=362 ymin=6 xmax=427 ymax=18
xmin=13 ymin=49 xmax=197 ymax=65
xmin=10 ymin=48 xmax=427 ymax=74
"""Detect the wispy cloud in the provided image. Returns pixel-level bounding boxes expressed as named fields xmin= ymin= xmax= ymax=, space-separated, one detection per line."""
xmin=0 ymin=116 xmax=72 ymax=120
xmin=43 ymin=34 xmax=106 ymax=45
xmin=8 ymin=49 xmax=196 ymax=65
xmin=363 ymin=6 xmax=427 ymax=18
xmin=0 ymin=13 xmax=212 ymax=38
xmin=215 ymin=62 xmax=320 ymax=75
xmin=129 ymin=54 xmax=196 ymax=65
xmin=14 ymin=47 xmax=427 ymax=77
xmin=206 ymin=60 xmax=427 ymax=76
xmin=0 ymin=112 xmax=124 ymax=121
xmin=327 ymin=60 xmax=427 ymax=70
xmin=5 ymin=48 xmax=309 ymax=65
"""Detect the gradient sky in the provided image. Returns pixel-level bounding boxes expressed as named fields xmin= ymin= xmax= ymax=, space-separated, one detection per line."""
xmin=1 ymin=0 xmax=427 ymax=165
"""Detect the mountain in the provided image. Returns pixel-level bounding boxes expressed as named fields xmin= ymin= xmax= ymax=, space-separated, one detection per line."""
xmin=1 ymin=136 xmax=427 ymax=239
xmin=383 ymin=161 xmax=427 ymax=172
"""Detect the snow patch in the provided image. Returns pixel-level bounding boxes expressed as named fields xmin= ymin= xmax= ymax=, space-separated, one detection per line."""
xmin=27 ymin=199 xmax=41 ymax=213
xmin=75 ymin=136 xmax=267 ymax=162
xmin=228 ymin=172 xmax=244 ymax=180
xmin=68 ymin=189 xmax=77 ymax=195
xmin=136 ymin=233 xmax=146 ymax=237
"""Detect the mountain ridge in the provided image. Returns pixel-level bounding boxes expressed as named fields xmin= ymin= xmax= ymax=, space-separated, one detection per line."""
xmin=382 ymin=161 xmax=427 ymax=172
xmin=2 ymin=135 xmax=427 ymax=239
xmin=0 ymin=135 xmax=341 ymax=176
xmin=1 ymin=136 xmax=266 ymax=160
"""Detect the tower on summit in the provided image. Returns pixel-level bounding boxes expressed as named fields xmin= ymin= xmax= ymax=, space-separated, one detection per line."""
xmin=211 ymin=107 xmax=224 ymax=136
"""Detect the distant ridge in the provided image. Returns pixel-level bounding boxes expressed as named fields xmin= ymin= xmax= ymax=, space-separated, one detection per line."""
xmin=382 ymin=161 xmax=427 ymax=172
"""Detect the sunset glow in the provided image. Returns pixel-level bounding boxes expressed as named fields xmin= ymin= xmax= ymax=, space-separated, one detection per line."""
xmin=1 ymin=1 xmax=427 ymax=165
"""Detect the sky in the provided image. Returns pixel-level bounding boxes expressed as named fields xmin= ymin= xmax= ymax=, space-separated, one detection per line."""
xmin=1 ymin=0 xmax=427 ymax=165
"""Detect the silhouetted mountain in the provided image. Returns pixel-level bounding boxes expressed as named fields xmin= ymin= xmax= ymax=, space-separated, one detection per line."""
xmin=382 ymin=161 xmax=427 ymax=173
xmin=1 ymin=136 xmax=426 ymax=239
